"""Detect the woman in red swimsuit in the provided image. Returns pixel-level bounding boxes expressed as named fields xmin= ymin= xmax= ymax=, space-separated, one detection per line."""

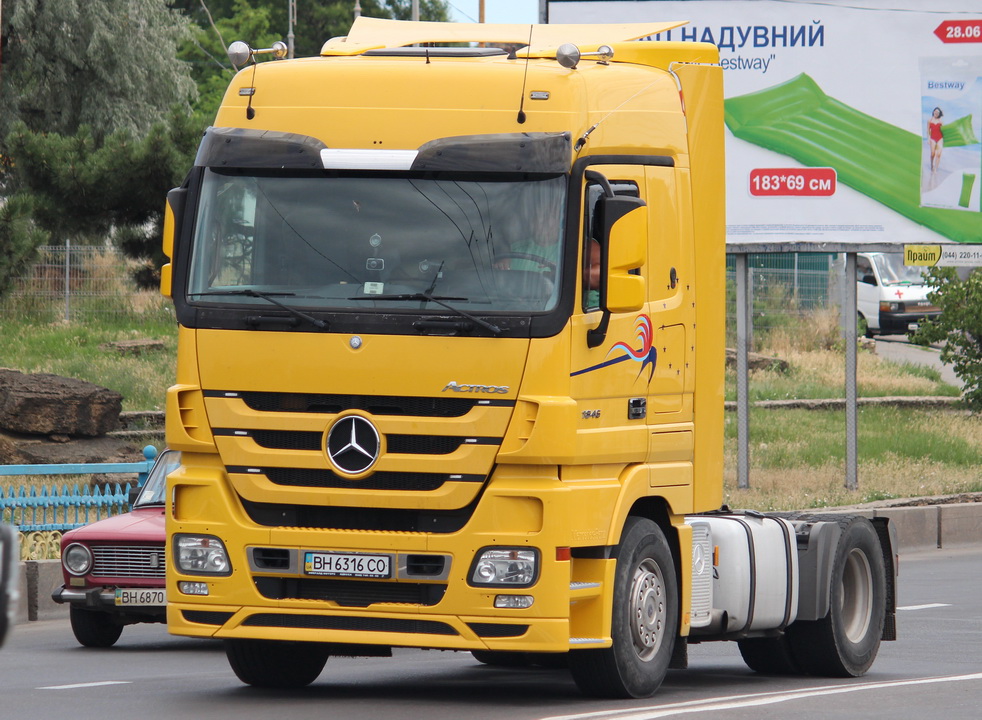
xmin=928 ymin=107 xmax=944 ymax=172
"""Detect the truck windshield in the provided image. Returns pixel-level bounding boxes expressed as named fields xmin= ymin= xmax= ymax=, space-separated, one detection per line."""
xmin=186 ymin=169 xmax=567 ymax=314
xmin=870 ymin=253 xmax=928 ymax=286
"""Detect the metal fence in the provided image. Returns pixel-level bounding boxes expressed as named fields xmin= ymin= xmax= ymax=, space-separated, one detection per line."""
xmin=0 ymin=244 xmax=171 ymax=323
xmin=0 ymin=448 xmax=158 ymax=533
xmin=725 ymin=252 xmax=840 ymax=351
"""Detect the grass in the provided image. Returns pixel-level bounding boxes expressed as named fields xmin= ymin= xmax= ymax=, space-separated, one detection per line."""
xmin=723 ymin=407 xmax=982 ymax=510
xmin=0 ymin=299 xmax=177 ymax=412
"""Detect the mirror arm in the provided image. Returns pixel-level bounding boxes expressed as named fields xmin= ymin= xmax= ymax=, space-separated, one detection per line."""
xmin=587 ymin=309 xmax=611 ymax=348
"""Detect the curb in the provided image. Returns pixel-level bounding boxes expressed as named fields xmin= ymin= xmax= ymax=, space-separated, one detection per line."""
xmin=15 ymin=499 xmax=982 ymax=626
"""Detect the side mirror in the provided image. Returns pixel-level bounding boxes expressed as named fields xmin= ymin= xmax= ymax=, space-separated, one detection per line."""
xmin=161 ymin=186 xmax=187 ymax=299
xmin=588 ymin=193 xmax=647 ymax=348
xmin=606 ymin=204 xmax=646 ymax=312
xmin=861 ymin=274 xmax=877 ymax=286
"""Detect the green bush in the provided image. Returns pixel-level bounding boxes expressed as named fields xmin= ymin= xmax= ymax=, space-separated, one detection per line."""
xmin=911 ymin=267 xmax=982 ymax=410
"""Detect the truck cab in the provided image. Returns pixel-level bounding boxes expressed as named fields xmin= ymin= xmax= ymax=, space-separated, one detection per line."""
xmin=162 ymin=19 xmax=894 ymax=699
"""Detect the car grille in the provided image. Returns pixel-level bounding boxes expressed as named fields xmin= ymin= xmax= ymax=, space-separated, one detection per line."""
xmin=92 ymin=544 xmax=166 ymax=579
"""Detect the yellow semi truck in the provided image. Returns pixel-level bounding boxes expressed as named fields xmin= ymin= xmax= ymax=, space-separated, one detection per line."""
xmin=161 ymin=18 xmax=896 ymax=698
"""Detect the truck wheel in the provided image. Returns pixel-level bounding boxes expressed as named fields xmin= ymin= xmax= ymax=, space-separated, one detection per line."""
xmin=69 ymin=606 xmax=123 ymax=648
xmin=788 ymin=517 xmax=885 ymax=677
xmin=569 ymin=516 xmax=678 ymax=698
xmin=225 ymin=639 xmax=329 ymax=688
xmin=737 ymin=636 xmax=801 ymax=675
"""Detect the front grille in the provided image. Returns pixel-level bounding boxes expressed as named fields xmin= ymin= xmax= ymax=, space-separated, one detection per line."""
xmin=241 ymin=497 xmax=477 ymax=533
xmin=92 ymin=544 xmax=166 ymax=579
xmin=254 ymin=577 xmax=447 ymax=607
xmin=242 ymin=612 xmax=458 ymax=636
xmin=218 ymin=429 xmax=501 ymax=456
xmin=224 ymin=391 xmax=495 ymax=417
xmin=260 ymin=467 xmax=484 ymax=491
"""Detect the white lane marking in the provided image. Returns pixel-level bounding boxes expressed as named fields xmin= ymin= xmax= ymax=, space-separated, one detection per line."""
xmin=38 ymin=681 xmax=132 ymax=690
xmin=540 ymin=673 xmax=982 ymax=720
xmin=898 ymin=603 xmax=951 ymax=611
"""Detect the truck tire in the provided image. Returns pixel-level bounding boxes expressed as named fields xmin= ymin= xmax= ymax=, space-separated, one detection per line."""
xmin=787 ymin=516 xmax=886 ymax=677
xmin=225 ymin=639 xmax=329 ymax=688
xmin=737 ymin=636 xmax=801 ymax=675
xmin=569 ymin=516 xmax=678 ymax=698
xmin=69 ymin=606 xmax=123 ymax=648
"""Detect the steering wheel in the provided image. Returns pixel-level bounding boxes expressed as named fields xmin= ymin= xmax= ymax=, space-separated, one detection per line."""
xmin=493 ymin=252 xmax=557 ymax=272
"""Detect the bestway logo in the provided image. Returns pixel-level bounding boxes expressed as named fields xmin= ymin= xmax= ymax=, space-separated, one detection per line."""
xmin=571 ymin=314 xmax=658 ymax=380
xmin=442 ymin=382 xmax=510 ymax=394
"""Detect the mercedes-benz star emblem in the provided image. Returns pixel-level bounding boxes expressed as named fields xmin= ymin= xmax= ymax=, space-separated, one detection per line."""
xmin=326 ymin=415 xmax=380 ymax=475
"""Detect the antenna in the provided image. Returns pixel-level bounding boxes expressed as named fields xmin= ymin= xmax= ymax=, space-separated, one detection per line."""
xmin=246 ymin=60 xmax=258 ymax=119
xmin=516 ymin=25 xmax=534 ymax=124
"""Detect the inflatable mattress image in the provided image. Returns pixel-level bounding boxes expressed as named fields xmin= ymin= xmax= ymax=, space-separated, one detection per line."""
xmin=724 ymin=73 xmax=981 ymax=243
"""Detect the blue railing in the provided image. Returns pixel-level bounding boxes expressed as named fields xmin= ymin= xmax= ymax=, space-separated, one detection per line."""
xmin=0 ymin=446 xmax=158 ymax=532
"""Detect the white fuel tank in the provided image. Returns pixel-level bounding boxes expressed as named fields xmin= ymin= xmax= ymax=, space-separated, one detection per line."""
xmin=685 ymin=513 xmax=799 ymax=636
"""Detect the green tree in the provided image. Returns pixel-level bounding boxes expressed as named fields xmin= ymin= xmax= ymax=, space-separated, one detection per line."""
xmin=4 ymin=110 xmax=201 ymax=285
xmin=0 ymin=0 xmax=196 ymax=143
xmin=0 ymin=195 xmax=49 ymax=298
xmin=910 ymin=267 xmax=982 ymax=410
xmin=0 ymin=0 xmax=198 ymax=291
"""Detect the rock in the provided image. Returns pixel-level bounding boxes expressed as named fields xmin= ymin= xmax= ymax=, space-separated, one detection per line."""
xmin=725 ymin=348 xmax=791 ymax=373
xmin=0 ymin=429 xmax=143 ymax=465
xmin=0 ymin=369 xmax=122 ymax=437
xmin=99 ymin=339 xmax=166 ymax=356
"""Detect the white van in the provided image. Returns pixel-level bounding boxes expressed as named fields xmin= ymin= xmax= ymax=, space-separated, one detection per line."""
xmin=856 ymin=252 xmax=939 ymax=337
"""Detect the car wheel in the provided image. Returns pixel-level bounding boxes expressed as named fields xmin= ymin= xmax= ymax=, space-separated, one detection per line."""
xmin=69 ymin=606 xmax=123 ymax=648
xmin=225 ymin=639 xmax=329 ymax=688
xmin=568 ymin=516 xmax=678 ymax=698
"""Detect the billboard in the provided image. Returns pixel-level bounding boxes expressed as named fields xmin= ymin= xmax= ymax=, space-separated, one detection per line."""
xmin=547 ymin=1 xmax=982 ymax=246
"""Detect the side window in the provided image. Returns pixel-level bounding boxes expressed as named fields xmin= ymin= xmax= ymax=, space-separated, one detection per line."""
xmin=582 ymin=180 xmax=640 ymax=311
xmin=856 ymin=256 xmax=874 ymax=284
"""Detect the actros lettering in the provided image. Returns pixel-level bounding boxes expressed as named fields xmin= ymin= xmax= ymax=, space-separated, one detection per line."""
xmin=442 ymin=381 xmax=510 ymax=394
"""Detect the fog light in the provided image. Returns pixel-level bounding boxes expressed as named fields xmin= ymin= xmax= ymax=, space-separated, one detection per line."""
xmin=469 ymin=548 xmax=538 ymax=587
xmin=178 ymin=581 xmax=210 ymax=596
xmin=495 ymin=595 xmax=534 ymax=609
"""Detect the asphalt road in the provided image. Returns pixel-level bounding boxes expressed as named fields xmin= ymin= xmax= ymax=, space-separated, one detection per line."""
xmin=874 ymin=335 xmax=962 ymax=388
xmin=2 ymin=548 xmax=980 ymax=720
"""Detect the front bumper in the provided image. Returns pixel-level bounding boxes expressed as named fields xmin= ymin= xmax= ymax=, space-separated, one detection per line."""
xmin=879 ymin=310 xmax=940 ymax=334
xmin=52 ymin=585 xmax=166 ymax=618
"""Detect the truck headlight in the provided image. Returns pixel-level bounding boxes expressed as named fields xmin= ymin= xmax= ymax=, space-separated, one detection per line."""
xmin=469 ymin=548 xmax=538 ymax=587
xmin=63 ymin=543 xmax=92 ymax=576
xmin=174 ymin=535 xmax=231 ymax=576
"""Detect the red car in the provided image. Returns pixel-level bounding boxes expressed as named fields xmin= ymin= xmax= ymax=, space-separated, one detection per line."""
xmin=51 ymin=449 xmax=179 ymax=647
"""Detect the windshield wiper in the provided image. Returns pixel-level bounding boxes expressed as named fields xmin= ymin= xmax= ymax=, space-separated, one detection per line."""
xmin=348 ymin=291 xmax=501 ymax=334
xmin=191 ymin=289 xmax=329 ymax=330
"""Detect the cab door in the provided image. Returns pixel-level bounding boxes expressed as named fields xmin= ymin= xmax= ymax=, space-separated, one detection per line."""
xmin=569 ymin=164 xmax=651 ymax=464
